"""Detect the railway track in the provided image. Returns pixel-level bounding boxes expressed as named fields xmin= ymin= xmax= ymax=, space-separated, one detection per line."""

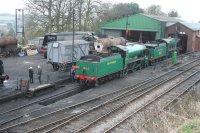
xmin=25 ymin=59 xmax=200 ymax=132
xmin=141 ymin=77 xmax=199 ymax=129
xmin=0 ymin=57 xmax=199 ymax=133
xmin=0 ymin=83 xmax=80 ymax=114
xmin=0 ymin=77 xmax=152 ymax=133
xmin=0 ymin=52 xmax=196 ymax=116
xmin=70 ymin=68 xmax=200 ymax=133
xmin=104 ymin=71 xmax=200 ymax=133
xmin=0 ymin=78 xmax=152 ymax=132
xmin=0 ymin=83 xmax=80 ymax=125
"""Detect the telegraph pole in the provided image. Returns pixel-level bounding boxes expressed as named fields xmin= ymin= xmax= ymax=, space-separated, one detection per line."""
xmin=72 ymin=0 xmax=77 ymax=65
xmin=72 ymin=7 xmax=75 ymax=65
xmin=15 ymin=9 xmax=17 ymax=37
xmin=22 ymin=9 xmax=25 ymax=46
xmin=125 ymin=15 xmax=130 ymax=40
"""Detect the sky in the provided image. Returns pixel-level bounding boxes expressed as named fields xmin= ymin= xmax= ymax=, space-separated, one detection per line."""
xmin=0 ymin=0 xmax=24 ymax=14
xmin=0 ymin=0 xmax=199 ymax=22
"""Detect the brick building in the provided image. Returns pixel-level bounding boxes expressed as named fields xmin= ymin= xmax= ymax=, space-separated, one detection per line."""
xmin=166 ymin=22 xmax=200 ymax=52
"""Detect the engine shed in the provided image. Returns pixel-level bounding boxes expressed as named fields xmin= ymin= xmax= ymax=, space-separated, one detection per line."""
xmin=99 ymin=13 xmax=183 ymax=43
xmin=165 ymin=22 xmax=200 ymax=52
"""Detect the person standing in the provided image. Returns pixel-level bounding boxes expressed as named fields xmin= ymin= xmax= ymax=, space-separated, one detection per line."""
xmin=0 ymin=59 xmax=4 ymax=84
xmin=70 ymin=67 xmax=75 ymax=82
xmin=37 ymin=65 xmax=42 ymax=84
xmin=29 ymin=67 xmax=34 ymax=83
xmin=0 ymin=59 xmax=4 ymax=76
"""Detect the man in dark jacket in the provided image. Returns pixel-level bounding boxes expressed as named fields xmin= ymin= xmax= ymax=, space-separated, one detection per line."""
xmin=0 ymin=60 xmax=4 ymax=76
xmin=37 ymin=65 xmax=42 ymax=84
xmin=70 ymin=67 xmax=75 ymax=82
xmin=29 ymin=67 xmax=34 ymax=83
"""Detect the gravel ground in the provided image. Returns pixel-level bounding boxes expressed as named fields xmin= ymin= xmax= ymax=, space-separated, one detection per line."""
xmin=0 ymin=54 xmax=184 ymax=130
xmin=142 ymin=74 xmax=200 ymax=133
xmin=2 ymin=54 xmax=69 ymax=84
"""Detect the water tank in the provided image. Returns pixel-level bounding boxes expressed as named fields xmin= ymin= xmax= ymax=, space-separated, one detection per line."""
xmin=0 ymin=37 xmax=17 ymax=47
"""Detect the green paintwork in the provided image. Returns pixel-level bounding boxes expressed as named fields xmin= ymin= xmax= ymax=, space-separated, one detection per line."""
xmin=162 ymin=38 xmax=177 ymax=47
xmin=76 ymin=38 xmax=178 ymax=84
xmin=125 ymin=44 xmax=147 ymax=66
xmin=76 ymin=61 xmax=97 ymax=77
xmin=147 ymin=43 xmax=167 ymax=59
xmin=97 ymin=55 xmax=123 ymax=77
xmin=109 ymin=44 xmax=148 ymax=69
xmin=99 ymin=14 xmax=164 ymax=39
xmin=76 ymin=54 xmax=123 ymax=78
xmin=172 ymin=51 xmax=177 ymax=64
xmin=162 ymin=38 xmax=177 ymax=52
xmin=126 ymin=44 xmax=147 ymax=59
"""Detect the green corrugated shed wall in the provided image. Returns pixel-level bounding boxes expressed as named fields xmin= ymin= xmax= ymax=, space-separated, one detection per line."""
xmin=99 ymin=14 xmax=165 ymax=39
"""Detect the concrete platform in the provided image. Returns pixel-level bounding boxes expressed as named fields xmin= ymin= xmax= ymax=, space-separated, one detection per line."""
xmin=0 ymin=80 xmax=23 ymax=103
xmin=29 ymin=84 xmax=52 ymax=92
xmin=0 ymin=77 xmax=72 ymax=102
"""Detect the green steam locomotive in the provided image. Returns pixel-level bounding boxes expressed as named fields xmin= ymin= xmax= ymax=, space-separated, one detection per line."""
xmin=75 ymin=38 xmax=178 ymax=86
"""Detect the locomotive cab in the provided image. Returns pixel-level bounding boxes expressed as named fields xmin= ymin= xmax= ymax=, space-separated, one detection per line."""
xmin=145 ymin=41 xmax=168 ymax=65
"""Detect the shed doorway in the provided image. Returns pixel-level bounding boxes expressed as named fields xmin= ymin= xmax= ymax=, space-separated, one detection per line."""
xmin=168 ymin=33 xmax=188 ymax=54
xmin=122 ymin=30 xmax=156 ymax=43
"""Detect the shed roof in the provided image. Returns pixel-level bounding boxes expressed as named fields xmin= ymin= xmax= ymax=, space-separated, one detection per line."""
xmin=100 ymin=13 xmax=184 ymax=31
xmin=180 ymin=22 xmax=200 ymax=31
xmin=100 ymin=14 xmax=161 ymax=31
xmin=142 ymin=14 xmax=184 ymax=22
xmin=166 ymin=22 xmax=200 ymax=31
xmin=166 ymin=22 xmax=176 ymax=27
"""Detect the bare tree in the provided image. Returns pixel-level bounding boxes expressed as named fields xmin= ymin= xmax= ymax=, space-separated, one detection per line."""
xmin=94 ymin=2 xmax=143 ymax=30
xmin=26 ymin=0 xmax=72 ymax=32
xmin=110 ymin=3 xmax=142 ymax=19
xmin=81 ymin=0 xmax=101 ymax=31
xmin=77 ymin=0 xmax=84 ymax=31
xmin=25 ymin=0 xmax=146 ymax=40
xmin=168 ymin=10 xmax=179 ymax=17
xmin=53 ymin=0 xmax=66 ymax=32
xmin=26 ymin=0 xmax=55 ymax=32
xmin=145 ymin=5 xmax=167 ymax=16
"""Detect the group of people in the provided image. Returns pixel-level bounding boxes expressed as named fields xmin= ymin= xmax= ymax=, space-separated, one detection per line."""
xmin=29 ymin=65 xmax=76 ymax=84
xmin=29 ymin=65 xmax=42 ymax=84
